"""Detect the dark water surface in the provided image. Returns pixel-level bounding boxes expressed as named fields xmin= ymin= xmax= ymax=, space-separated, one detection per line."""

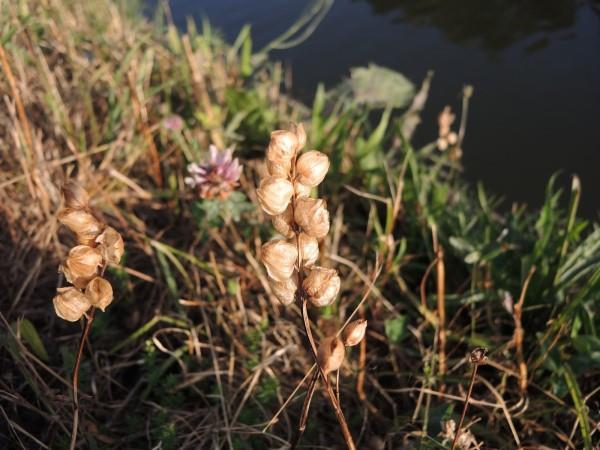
xmin=152 ymin=0 xmax=600 ymax=215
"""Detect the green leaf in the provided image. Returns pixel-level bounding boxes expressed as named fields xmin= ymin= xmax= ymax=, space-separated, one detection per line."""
xmin=348 ymin=64 xmax=415 ymax=109
xmin=385 ymin=314 xmax=408 ymax=345
xmin=15 ymin=319 xmax=49 ymax=362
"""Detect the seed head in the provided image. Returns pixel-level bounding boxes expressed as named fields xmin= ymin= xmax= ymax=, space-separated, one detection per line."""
xmin=292 ymin=232 xmax=319 ymax=267
xmin=95 ymin=226 xmax=124 ymax=265
xmin=269 ymin=272 xmax=298 ymax=306
xmin=294 ymin=181 xmax=312 ymax=198
xmin=266 ymin=130 xmax=298 ymax=165
xmin=294 ymin=123 xmax=307 ymax=150
xmin=62 ymin=181 xmax=90 ymax=210
xmin=58 ymin=208 xmax=103 ymax=245
xmin=271 ymin=205 xmax=295 ymax=239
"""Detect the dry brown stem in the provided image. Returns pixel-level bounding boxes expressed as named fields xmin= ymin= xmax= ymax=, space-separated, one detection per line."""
xmin=513 ymin=266 xmax=536 ymax=396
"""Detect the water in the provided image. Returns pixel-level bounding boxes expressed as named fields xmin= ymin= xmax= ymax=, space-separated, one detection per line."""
xmin=151 ymin=0 xmax=600 ymax=215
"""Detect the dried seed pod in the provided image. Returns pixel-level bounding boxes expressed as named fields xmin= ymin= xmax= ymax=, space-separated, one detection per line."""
xmin=257 ymin=176 xmax=294 ymax=216
xmin=266 ymin=158 xmax=292 ymax=178
xmin=60 ymin=245 xmax=103 ymax=289
xmin=317 ymin=336 xmax=345 ymax=374
xmin=291 ymin=232 xmax=319 ymax=267
xmin=266 ymin=130 xmax=298 ymax=166
xmin=437 ymin=137 xmax=448 ymax=151
xmin=342 ymin=319 xmax=367 ymax=347
xmin=95 ymin=226 xmax=124 ymax=265
xmin=295 ymin=150 xmax=330 ymax=187
xmin=269 ymin=272 xmax=298 ymax=305
xmin=294 ymin=181 xmax=312 ymax=198
xmin=85 ymin=277 xmax=114 ymax=311
xmin=295 ymin=123 xmax=307 ymax=150
xmin=58 ymin=208 xmax=103 ymax=244
xmin=303 ymin=266 xmax=340 ymax=307
xmin=261 ymin=239 xmax=298 ymax=282
xmin=294 ymin=197 xmax=330 ymax=239
xmin=62 ymin=181 xmax=90 ymax=210
xmin=53 ymin=287 xmax=91 ymax=322
xmin=271 ymin=204 xmax=295 ymax=238
xmin=447 ymin=131 xmax=458 ymax=145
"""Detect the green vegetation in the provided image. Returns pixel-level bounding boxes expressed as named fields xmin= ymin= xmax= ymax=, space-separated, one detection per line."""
xmin=0 ymin=0 xmax=598 ymax=449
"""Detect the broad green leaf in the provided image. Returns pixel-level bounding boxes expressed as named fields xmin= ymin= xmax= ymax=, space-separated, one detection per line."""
xmin=348 ymin=64 xmax=415 ymax=109
xmin=385 ymin=314 xmax=408 ymax=345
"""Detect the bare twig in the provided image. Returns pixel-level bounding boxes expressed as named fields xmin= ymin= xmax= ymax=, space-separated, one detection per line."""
xmin=513 ymin=266 xmax=536 ymax=396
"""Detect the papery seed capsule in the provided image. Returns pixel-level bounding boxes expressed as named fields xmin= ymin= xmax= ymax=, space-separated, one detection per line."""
xmin=95 ymin=226 xmax=124 ymax=265
xmin=294 ymin=181 xmax=311 ymax=198
xmin=267 ymin=158 xmax=292 ymax=178
xmin=261 ymin=239 xmax=298 ymax=282
xmin=291 ymin=232 xmax=319 ymax=267
xmin=446 ymin=131 xmax=458 ymax=145
xmin=317 ymin=336 xmax=345 ymax=374
xmin=271 ymin=205 xmax=295 ymax=239
xmin=295 ymin=151 xmax=330 ymax=187
xmin=295 ymin=123 xmax=307 ymax=150
xmin=294 ymin=197 xmax=329 ymax=239
xmin=60 ymin=245 xmax=103 ymax=289
xmin=85 ymin=277 xmax=114 ymax=311
xmin=62 ymin=181 xmax=90 ymax=210
xmin=58 ymin=208 xmax=103 ymax=244
xmin=266 ymin=130 xmax=298 ymax=165
xmin=342 ymin=319 xmax=367 ymax=347
xmin=437 ymin=137 xmax=448 ymax=151
xmin=269 ymin=272 xmax=298 ymax=305
xmin=303 ymin=266 xmax=340 ymax=307
xmin=53 ymin=287 xmax=91 ymax=322
xmin=257 ymin=177 xmax=294 ymax=216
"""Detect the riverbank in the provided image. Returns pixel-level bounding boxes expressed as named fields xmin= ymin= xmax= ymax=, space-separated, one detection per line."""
xmin=1 ymin=1 xmax=598 ymax=449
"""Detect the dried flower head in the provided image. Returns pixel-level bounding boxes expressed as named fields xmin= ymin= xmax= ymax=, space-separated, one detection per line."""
xmin=60 ymin=245 xmax=103 ymax=289
xmin=96 ymin=226 xmax=124 ymax=265
xmin=342 ymin=319 xmax=367 ymax=347
xmin=53 ymin=287 xmax=91 ymax=322
xmin=303 ymin=266 xmax=340 ymax=307
xmin=185 ymin=145 xmax=242 ymax=200
xmin=257 ymin=176 xmax=294 ymax=216
xmin=294 ymin=197 xmax=330 ymax=239
xmin=296 ymin=151 xmax=330 ymax=187
xmin=261 ymin=239 xmax=298 ymax=282
xmin=85 ymin=277 xmax=114 ymax=311
xmin=62 ymin=181 xmax=90 ymax=210
xmin=270 ymin=272 xmax=298 ymax=305
xmin=317 ymin=336 xmax=345 ymax=374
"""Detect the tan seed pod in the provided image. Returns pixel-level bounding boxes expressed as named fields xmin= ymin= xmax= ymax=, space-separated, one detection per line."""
xmin=269 ymin=272 xmax=298 ymax=305
xmin=295 ymin=150 xmax=330 ymax=187
xmin=447 ymin=131 xmax=458 ymax=145
xmin=62 ymin=181 xmax=90 ymax=210
xmin=303 ymin=266 xmax=340 ymax=307
xmin=53 ymin=287 xmax=91 ymax=322
xmin=261 ymin=239 xmax=298 ymax=282
xmin=58 ymin=208 xmax=103 ymax=244
xmin=342 ymin=319 xmax=367 ymax=347
xmin=291 ymin=232 xmax=319 ymax=267
xmin=85 ymin=277 xmax=114 ymax=311
xmin=271 ymin=204 xmax=295 ymax=238
xmin=317 ymin=336 xmax=345 ymax=374
xmin=437 ymin=137 xmax=449 ymax=151
xmin=294 ymin=197 xmax=330 ymax=239
xmin=60 ymin=245 xmax=103 ymax=289
xmin=95 ymin=226 xmax=124 ymax=265
xmin=294 ymin=123 xmax=307 ymax=150
xmin=257 ymin=176 xmax=294 ymax=216
xmin=266 ymin=130 xmax=298 ymax=165
xmin=294 ymin=181 xmax=312 ymax=198
xmin=266 ymin=158 xmax=292 ymax=178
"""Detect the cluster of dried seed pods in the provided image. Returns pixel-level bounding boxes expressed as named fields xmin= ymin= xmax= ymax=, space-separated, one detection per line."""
xmin=258 ymin=125 xmax=368 ymax=448
xmin=53 ymin=182 xmax=124 ymax=321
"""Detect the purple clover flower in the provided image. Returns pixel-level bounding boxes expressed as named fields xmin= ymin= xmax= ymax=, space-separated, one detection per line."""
xmin=185 ymin=145 xmax=242 ymax=199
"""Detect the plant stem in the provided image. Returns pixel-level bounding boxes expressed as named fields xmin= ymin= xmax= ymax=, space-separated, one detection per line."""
xmin=513 ymin=266 xmax=536 ymax=396
xmin=70 ymin=306 xmax=96 ymax=450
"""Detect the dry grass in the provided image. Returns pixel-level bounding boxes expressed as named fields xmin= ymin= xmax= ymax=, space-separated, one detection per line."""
xmin=1 ymin=1 xmax=598 ymax=449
